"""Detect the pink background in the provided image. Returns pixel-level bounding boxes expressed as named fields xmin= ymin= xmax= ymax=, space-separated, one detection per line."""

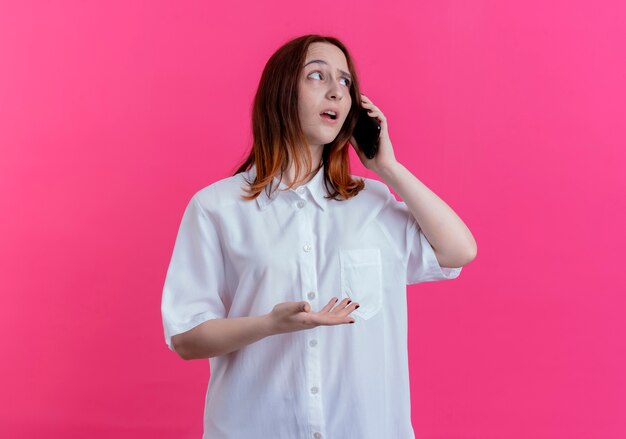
xmin=1 ymin=1 xmax=625 ymax=438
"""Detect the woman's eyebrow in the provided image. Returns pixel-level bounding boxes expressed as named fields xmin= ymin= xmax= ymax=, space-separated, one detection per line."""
xmin=304 ymin=59 xmax=352 ymax=81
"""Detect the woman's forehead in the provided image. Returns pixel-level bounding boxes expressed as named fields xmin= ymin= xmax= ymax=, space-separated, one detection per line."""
xmin=305 ymin=42 xmax=348 ymax=70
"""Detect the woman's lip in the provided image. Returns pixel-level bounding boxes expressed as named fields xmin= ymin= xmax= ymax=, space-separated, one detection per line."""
xmin=319 ymin=114 xmax=339 ymax=124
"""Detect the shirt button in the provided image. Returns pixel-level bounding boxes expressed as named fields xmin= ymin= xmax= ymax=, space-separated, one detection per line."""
xmin=303 ymin=243 xmax=312 ymax=252
xmin=296 ymin=187 xmax=305 ymax=195
xmin=309 ymin=339 xmax=317 ymax=347
xmin=307 ymin=291 xmax=316 ymax=300
xmin=313 ymin=433 xmax=322 ymax=439
xmin=296 ymin=200 xmax=306 ymax=209
xmin=310 ymin=386 xmax=319 ymax=394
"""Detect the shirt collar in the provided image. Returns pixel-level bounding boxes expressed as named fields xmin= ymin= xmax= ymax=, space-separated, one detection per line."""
xmin=247 ymin=163 xmax=329 ymax=211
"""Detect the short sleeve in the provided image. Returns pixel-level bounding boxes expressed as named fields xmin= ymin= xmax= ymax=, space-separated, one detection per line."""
xmin=161 ymin=194 xmax=228 ymax=351
xmin=405 ymin=218 xmax=462 ymax=285
xmin=374 ymin=181 xmax=462 ymax=285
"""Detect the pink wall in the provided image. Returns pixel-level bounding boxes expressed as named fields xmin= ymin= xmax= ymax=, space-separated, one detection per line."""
xmin=1 ymin=1 xmax=625 ymax=437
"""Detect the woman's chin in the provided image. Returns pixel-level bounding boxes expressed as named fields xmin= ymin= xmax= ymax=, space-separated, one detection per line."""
xmin=318 ymin=133 xmax=341 ymax=145
xmin=306 ymin=138 xmax=334 ymax=148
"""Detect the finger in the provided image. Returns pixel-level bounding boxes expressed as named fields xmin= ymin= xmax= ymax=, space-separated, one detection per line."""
xmin=330 ymin=298 xmax=353 ymax=314
xmin=364 ymin=106 xmax=381 ymax=116
xmin=338 ymin=297 xmax=353 ymax=308
xmin=319 ymin=297 xmax=338 ymax=313
xmin=366 ymin=110 xmax=382 ymax=122
xmin=313 ymin=313 xmax=355 ymax=326
xmin=367 ymin=110 xmax=386 ymax=123
xmin=316 ymin=307 xmax=356 ymax=325
xmin=340 ymin=301 xmax=360 ymax=316
xmin=364 ymin=106 xmax=383 ymax=119
xmin=360 ymin=96 xmax=373 ymax=104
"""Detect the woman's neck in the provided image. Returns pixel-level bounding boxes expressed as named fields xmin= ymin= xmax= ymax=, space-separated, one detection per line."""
xmin=282 ymin=145 xmax=323 ymax=187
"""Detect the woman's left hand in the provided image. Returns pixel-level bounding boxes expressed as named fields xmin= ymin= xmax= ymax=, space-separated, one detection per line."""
xmin=350 ymin=93 xmax=398 ymax=175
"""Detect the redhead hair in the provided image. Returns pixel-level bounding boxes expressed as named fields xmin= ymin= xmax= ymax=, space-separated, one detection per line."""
xmin=233 ymin=34 xmax=365 ymax=202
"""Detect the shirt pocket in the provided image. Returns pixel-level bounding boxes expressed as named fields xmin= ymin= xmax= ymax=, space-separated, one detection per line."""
xmin=339 ymin=248 xmax=383 ymax=320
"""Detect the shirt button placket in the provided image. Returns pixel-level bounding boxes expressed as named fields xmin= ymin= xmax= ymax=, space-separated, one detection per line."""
xmin=308 ymin=292 xmax=318 ymax=349
xmin=298 ymin=193 xmax=324 ymax=437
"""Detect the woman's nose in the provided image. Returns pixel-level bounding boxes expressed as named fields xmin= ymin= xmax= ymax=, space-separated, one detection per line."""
xmin=326 ymin=80 xmax=345 ymax=100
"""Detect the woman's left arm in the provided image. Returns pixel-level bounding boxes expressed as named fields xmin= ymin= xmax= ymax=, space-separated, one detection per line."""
xmin=378 ymin=162 xmax=477 ymax=268
xmin=352 ymin=94 xmax=477 ymax=268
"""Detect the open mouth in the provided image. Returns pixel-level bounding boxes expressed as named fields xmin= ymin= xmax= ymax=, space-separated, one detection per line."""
xmin=320 ymin=111 xmax=337 ymax=121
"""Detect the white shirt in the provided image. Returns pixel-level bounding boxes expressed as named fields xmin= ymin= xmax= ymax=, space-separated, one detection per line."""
xmin=161 ymin=163 xmax=462 ymax=439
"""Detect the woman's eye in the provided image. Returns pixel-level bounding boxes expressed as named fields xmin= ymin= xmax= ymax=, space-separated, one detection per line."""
xmin=308 ymin=71 xmax=350 ymax=87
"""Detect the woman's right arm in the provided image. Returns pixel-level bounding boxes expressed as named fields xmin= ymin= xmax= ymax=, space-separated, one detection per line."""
xmin=172 ymin=314 xmax=274 ymax=360
xmin=172 ymin=297 xmax=358 ymax=360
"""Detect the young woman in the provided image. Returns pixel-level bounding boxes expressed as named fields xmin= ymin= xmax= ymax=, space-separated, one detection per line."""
xmin=162 ymin=34 xmax=476 ymax=439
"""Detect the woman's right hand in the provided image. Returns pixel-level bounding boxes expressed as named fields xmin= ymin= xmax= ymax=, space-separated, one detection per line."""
xmin=265 ymin=297 xmax=359 ymax=335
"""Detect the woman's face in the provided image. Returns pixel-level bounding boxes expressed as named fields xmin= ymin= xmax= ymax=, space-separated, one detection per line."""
xmin=298 ymin=42 xmax=353 ymax=150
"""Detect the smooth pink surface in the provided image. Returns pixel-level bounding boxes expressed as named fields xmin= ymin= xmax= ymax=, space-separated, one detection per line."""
xmin=1 ymin=1 xmax=625 ymax=438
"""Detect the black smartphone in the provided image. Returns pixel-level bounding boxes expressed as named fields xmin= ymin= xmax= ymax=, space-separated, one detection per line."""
xmin=352 ymin=107 xmax=381 ymax=159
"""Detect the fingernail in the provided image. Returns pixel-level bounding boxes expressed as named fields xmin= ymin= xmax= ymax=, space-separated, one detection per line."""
xmin=347 ymin=300 xmax=352 ymax=304
xmin=349 ymin=320 xmax=355 ymax=324
xmin=355 ymin=305 xmax=360 ymax=309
